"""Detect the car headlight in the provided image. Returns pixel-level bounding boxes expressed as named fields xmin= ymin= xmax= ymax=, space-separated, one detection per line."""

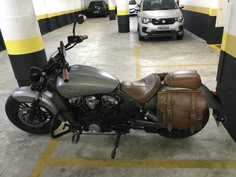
xmin=175 ymin=16 xmax=183 ymax=22
xmin=142 ymin=17 xmax=151 ymax=24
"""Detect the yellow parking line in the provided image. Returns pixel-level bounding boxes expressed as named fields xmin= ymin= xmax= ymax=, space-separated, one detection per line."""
xmin=209 ymin=44 xmax=221 ymax=52
xmin=46 ymin=158 xmax=236 ymax=169
xmin=141 ymin=63 xmax=217 ymax=68
xmin=30 ymin=139 xmax=58 ymax=177
xmin=135 ymin=47 xmax=141 ymax=79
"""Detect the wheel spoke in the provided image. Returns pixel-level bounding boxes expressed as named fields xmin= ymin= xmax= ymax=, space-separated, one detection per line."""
xmin=18 ymin=102 xmax=53 ymax=128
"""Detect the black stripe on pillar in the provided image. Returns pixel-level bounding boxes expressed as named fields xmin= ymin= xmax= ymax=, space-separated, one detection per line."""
xmin=109 ymin=10 xmax=116 ymax=20
xmin=117 ymin=15 xmax=130 ymax=33
xmin=9 ymin=49 xmax=47 ymax=86
xmin=0 ymin=30 xmax=6 ymax=51
xmin=38 ymin=11 xmax=84 ymax=34
xmin=216 ymin=51 xmax=236 ymax=142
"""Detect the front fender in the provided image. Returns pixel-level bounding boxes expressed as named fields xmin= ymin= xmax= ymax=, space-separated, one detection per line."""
xmin=11 ymin=86 xmax=59 ymax=115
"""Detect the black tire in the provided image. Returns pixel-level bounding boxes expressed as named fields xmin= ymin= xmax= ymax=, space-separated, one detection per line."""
xmin=176 ymin=34 xmax=184 ymax=40
xmin=139 ymin=31 xmax=144 ymax=41
xmin=158 ymin=108 xmax=210 ymax=139
xmin=5 ymin=96 xmax=61 ymax=134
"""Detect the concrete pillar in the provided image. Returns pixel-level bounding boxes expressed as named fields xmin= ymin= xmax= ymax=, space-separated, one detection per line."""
xmin=216 ymin=1 xmax=236 ymax=141
xmin=117 ymin=0 xmax=130 ymax=33
xmin=108 ymin=0 xmax=116 ymax=20
xmin=0 ymin=0 xmax=47 ymax=86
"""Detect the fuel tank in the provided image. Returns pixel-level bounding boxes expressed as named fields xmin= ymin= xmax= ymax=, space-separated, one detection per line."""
xmin=56 ymin=65 xmax=120 ymax=98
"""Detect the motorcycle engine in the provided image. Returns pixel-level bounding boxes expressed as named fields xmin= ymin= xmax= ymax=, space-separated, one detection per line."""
xmin=69 ymin=95 xmax=119 ymax=132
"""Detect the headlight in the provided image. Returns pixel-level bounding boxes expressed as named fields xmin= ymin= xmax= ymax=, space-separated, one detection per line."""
xmin=142 ymin=17 xmax=151 ymax=24
xmin=175 ymin=16 xmax=183 ymax=22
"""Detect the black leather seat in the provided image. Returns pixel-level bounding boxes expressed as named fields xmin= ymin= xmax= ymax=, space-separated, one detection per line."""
xmin=121 ymin=74 xmax=161 ymax=103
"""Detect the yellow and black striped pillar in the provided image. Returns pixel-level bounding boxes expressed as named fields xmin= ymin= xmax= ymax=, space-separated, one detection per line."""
xmin=117 ymin=0 xmax=130 ymax=33
xmin=108 ymin=0 xmax=116 ymax=20
xmin=0 ymin=0 xmax=47 ymax=86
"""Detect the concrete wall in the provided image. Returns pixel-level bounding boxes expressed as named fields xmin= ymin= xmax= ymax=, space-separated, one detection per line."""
xmin=32 ymin=0 xmax=86 ymax=34
xmin=216 ymin=0 xmax=236 ymax=141
xmin=179 ymin=0 xmax=223 ymax=44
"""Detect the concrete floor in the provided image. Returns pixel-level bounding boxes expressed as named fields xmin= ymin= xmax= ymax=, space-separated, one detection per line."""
xmin=0 ymin=17 xmax=236 ymax=177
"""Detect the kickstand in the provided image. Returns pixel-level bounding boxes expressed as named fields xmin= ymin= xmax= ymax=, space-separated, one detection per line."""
xmin=111 ymin=133 xmax=122 ymax=159
xmin=50 ymin=112 xmax=71 ymax=138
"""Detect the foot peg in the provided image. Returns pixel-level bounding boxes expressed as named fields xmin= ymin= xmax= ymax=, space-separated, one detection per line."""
xmin=111 ymin=133 xmax=121 ymax=159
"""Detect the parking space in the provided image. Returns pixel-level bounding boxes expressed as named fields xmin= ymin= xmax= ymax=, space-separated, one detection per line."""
xmin=1 ymin=17 xmax=236 ymax=177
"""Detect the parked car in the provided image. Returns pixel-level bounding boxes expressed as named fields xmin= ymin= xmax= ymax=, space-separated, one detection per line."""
xmin=87 ymin=0 xmax=108 ymax=17
xmin=137 ymin=0 xmax=184 ymax=41
xmin=129 ymin=0 xmax=138 ymax=15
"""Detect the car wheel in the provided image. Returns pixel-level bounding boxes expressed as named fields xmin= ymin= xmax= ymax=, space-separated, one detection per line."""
xmin=139 ymin=33 xmax=144 ymax=41
xmin=176 ymin=33 xmax=184 ymax=40
xmin=138 ymin=27 xmax=145 ymax=41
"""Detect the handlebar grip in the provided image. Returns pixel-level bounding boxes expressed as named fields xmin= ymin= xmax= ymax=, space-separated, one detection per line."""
xmin=82 ymin=35 xmax=88 ymax=40
xmin=63 ymin=67 xmax=69 ymax=82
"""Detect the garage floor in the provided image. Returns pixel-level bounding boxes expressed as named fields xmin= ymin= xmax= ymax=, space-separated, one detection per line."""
xmin=0 ymin=17 xmax=236 ymax=177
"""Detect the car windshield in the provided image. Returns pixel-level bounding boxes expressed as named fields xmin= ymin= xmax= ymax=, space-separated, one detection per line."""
xmin=129 ymin=0 xmax=137 ymax=5
xmin=89 ymin=1 xmax=103 ymax=8
xmin=142 ymin=0 xmax=178 ymax=10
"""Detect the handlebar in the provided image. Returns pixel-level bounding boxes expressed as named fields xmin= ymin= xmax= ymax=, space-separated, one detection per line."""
xmin=42 ymin=15 xmax=87 ymax=84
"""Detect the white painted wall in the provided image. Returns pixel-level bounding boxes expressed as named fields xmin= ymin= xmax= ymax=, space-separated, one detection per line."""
xmin=32 ymin=0 xmax=85 ymax=16
xmin=179 ymin=0 xmax=220 ymax=9
xmin=224 ymin=0 xmax=236 ymax=36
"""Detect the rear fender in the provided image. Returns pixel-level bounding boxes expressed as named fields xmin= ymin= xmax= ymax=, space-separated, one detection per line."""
xmin=199 ymin=84 xmax=226 ymax=122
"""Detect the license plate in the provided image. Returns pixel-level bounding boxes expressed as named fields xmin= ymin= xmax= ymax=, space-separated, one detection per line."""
xmin=158 ymin=26 xmax=170 ymax=30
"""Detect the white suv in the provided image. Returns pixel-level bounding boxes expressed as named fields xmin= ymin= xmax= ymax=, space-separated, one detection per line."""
xmin=137 ymin=0 xmax=184 ymax=41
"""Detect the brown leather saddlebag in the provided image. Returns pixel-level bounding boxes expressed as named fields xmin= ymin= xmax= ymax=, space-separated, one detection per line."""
xmin=157 ymin=90 xmax=207 ymax=134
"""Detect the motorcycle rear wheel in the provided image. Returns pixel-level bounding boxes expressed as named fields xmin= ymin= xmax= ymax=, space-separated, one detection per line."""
xmin=157 ymin=108 xmax=209 ymax=139
xmin=5 ymin=96 xmax=61 ymax=134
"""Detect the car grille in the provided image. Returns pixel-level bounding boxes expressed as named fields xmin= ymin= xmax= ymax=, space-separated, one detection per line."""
xmin=152 ymin=18 xmax=176 ymax=25
xmin=148 ymin=30 xmax=176 ymax=35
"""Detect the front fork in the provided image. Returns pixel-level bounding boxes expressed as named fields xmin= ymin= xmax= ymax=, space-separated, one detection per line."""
xmin=29 ymin=91 xmax=41 ymax=121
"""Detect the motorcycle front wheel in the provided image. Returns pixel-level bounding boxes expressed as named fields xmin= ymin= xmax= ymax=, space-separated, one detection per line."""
xmin=157 ymin=108 xmax=210 ymax=139
xmin=5 ymin=96 xmax=61 ymax=134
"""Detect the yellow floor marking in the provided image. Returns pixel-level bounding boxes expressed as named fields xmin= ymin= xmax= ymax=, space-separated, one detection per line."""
xmin=135 ymin=47 xmax=141 ymax=80
xmin=30 ymin=139 xmax=58 ymax=177
xmin=46 ymin=158 xmax=236 ymax=169
xmin=141 ymin=63 xmax=217 ymax=68
xmin=209 ymin=44 xmax=221 ymax=52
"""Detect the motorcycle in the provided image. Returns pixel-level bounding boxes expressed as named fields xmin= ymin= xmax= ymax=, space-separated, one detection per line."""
xmin=5 ymin=15 xmax=226 ymax=159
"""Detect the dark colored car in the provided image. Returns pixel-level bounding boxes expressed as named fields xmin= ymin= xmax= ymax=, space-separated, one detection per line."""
xmin=87 ymin=1 xmax=108 ymax=17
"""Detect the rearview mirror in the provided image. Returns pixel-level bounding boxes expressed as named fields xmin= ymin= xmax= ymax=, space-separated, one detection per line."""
xmin=77 ymin=14 xmax=87 ymax=24
xmin=60 ymin=41 xmax=66 ymax=58
xmin=179 ymin=5 xmax=184 ymax=9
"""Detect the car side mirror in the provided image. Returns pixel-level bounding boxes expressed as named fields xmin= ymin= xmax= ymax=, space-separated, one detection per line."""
xmin=179 ymin=5 xmax=184 ymax=9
